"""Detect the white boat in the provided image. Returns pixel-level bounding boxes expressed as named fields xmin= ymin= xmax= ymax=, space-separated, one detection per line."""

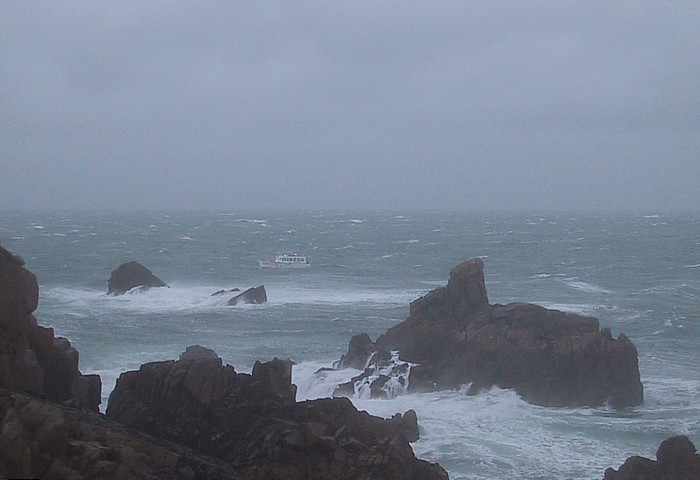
xmin=258 ymin=253 xmax=310 ymax=269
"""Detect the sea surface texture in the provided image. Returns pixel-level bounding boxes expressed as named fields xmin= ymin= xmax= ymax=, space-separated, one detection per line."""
xmin=2 ymin=211 xmax=698 ymax=479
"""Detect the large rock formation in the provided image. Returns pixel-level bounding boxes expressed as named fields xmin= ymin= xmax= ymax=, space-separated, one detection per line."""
xmin=0 ymin=245 xmax=100 ymax=412
xmin=335 ymin=258 xmax=643 ymax=409
xmin=107 ymin=349 xmax=447 ymax=480
xmin=107 ymin=261 xmax=167 ymax=295
xmin=604 ymin=435 xmax=700 ymax=479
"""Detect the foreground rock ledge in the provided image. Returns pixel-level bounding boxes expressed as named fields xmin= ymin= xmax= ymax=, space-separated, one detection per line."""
xmin=336 ymin=258 xmax=643 ymax=409
xmin=107 ymin=348 xmax=448 ymax=480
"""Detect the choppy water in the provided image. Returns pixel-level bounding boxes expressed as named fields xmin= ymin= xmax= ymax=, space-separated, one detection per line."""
xmin=2 ymin=211 xmax=699 ymax=479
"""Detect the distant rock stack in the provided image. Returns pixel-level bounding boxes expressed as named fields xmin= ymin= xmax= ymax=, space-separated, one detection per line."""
xmin=107 ymin=261 xmax=167 ymax=295
xmin=335 ymin=258 xmax=644 ymax=409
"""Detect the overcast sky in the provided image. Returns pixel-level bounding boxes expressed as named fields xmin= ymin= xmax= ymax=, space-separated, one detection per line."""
xmin=1 ymin=2 xmax=699 ymax=212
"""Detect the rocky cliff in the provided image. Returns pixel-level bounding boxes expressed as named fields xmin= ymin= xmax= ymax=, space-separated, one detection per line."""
xmin=336 ymin=258 xmax=643 ymax=409
xmin=0 ymin=245 xmax=100 ymax=412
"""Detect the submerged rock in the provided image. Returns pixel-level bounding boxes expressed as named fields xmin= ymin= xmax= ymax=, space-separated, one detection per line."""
xmin=604 ymin=435 xmax=700 ymax=479
xmin=107 ymin=261 xmax=167 ymax=295
xmin=335 ymin=258 xmax=644 ymax=409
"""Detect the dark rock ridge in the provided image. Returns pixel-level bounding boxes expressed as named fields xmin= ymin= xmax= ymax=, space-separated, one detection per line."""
xmin=227 ymin=285 xmax=267 ymax=305
xmin=335 ymin=258 xmax=643 ymax=409
xmin=0 ymin=244 xmax=100 ymax=412
xmin=107 ymin=349 xmax=447 ymax=480
xmin=604 ymin=435 xmax=700 ymax=479
xmin=107 ymin=261 xmax=167 ymax=295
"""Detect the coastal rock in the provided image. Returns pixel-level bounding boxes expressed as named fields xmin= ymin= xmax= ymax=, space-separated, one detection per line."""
xmin=227 ymin=285 xmax=267 ymax=305
xmin=604 ymin=435 xmax=700 ymax=479
xmin=0 ymin=388 xmax=248 ymax=480
xmin=107 ymin=347 xmax=447 ymax=480
xmin=0 ymin=245 xmax=100 ymax=412
xmin=335 ymin=258 xmax=643 ymax=409
xmin=107 ymin=261 xmax=167 ymax=295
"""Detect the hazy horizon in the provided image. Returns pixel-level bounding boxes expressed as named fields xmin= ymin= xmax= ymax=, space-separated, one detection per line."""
xmin=2 ymin=2 xmax=699 ymax=213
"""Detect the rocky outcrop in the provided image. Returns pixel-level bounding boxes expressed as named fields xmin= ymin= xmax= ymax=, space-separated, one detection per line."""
xmin=604 ymin=435 xmax=700 ymax=479
xmin=0 ymin=245 xmax=100 ymax=412
xmin=0 ymin=388 xmax=250 ymax=479
xmin=335 ymin=258 xmax=643 ymax=409
xmin=107 ymin=348 xmax=447 ymax=480
xmin=107 ymin=261 xmax=167 ymax=295
xmin=227 ymin=285 xmax=267 ymax=305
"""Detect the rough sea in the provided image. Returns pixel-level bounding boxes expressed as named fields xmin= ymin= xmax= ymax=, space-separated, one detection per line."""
xmin=2 ymin=211 xmax=698 ymax=479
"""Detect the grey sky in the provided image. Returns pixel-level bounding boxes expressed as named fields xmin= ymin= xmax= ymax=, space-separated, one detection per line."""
xmin=2 ymin=1 xmax=699 ymax=212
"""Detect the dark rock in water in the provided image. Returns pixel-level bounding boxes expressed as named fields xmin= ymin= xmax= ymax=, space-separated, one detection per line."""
xmin=227 ymin=285 xmax=267 ymax=305
xmin=211 ymin=288 xmax=240 ymax=296
xmin=336 ymin=258 xmax=644 ymax=409
xmin=107 ymin=348 xmax=448 ymax=480
xmin=0 ymin=245 xmax=100 ymax=412
xmin=334 ymin=333 xmax=375 ymax=370
xmin=107 ymin=261 xmax=167 ymax=295
xmin=604 ymin=435 xmax=700 ymax=480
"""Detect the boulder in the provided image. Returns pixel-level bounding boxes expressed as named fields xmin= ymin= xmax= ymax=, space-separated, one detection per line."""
xmin=604 ymin=435 xmax=700 ymax=479
xmin=107 ymin=261 xmax=167 ymax=295
xmin=228 ymin=285 xmax=267 ymax=305
xmin=106 ymin=347 xmax=448 ymax=480
xmin=334 ymin=258 xmax=643 ymax=409
xmin=0 ymin=245 xmax=100 ymax=412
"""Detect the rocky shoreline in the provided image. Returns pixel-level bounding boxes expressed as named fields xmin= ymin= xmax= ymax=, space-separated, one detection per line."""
xmin=1 ymin=244 xmax=697 ymax=478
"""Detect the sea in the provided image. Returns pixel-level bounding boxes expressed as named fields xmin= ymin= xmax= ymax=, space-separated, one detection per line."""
xmin=1 ymin=210 xmax=699 ymax=479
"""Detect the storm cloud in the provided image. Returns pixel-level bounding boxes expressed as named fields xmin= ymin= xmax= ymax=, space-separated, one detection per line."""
xmin=2 ymin=2 xmax=699 ymax=211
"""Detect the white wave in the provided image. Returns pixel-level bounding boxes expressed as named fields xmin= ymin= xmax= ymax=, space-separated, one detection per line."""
xmin=234 ymin=218 xmax=267 ymax=224
xmin=536 ymin=302 xmax=600 ymax=316
xmin=40 ymin=283 xmax=420 ymax=316
xmin=395 ymin=239 xmax=420 ymax=244
xmin=684 ymin=263 xmax=700 ymax=268
xmin=268 ymin=286 xmax=421 ymax=306
xmin=178 ymin=236 xmax=194 ymax=241
xmin=561 ymin=277 xmax=612 ymax=294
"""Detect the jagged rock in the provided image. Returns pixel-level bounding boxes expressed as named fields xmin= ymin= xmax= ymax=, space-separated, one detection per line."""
xmin=0 ymin=245 xmax=100 ymax=412
xmin=604 ymin=435 xmax=700 ymax=479
xmin=107 ymin=261 xmax=167 ymax=295
xmin=211 ymin=288 xmax=240 ymax=296
xmin=227 ymin=285 xmax=267 ymax=305
xmin=335 ymin=258 xmax=643 ymax=409
xmin=107 ymin=348 xmax=447 ymax=480
xmin=334 ymin=333 xmax=375 ymax=370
